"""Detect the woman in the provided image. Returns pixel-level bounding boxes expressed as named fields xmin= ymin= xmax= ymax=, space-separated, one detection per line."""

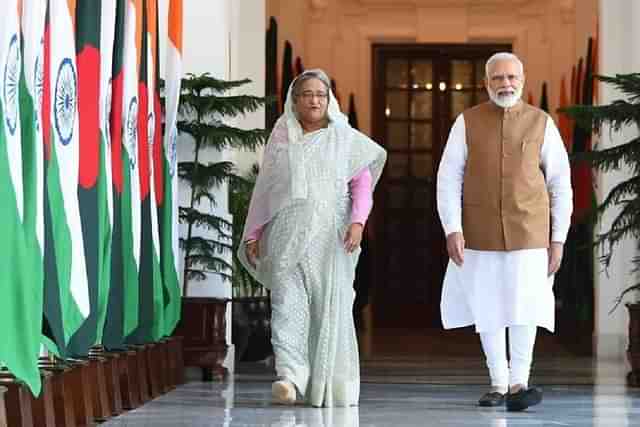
xmin=238 ymin=69 xmax=386 ymax=407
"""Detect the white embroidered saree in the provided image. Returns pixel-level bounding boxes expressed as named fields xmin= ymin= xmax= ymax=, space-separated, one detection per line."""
xmin=238 ymin=70 xmax=386 ymax=407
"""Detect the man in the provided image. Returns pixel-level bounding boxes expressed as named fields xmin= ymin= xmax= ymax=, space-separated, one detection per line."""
xmin=436 ymin=52 xmax=572 ymax=411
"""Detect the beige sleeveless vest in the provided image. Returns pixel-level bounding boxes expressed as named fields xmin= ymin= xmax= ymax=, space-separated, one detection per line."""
xmin=461 ymin=101 xmax=549 ymax=251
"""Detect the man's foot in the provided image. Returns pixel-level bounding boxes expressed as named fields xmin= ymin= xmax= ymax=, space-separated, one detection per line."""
xmin=506 ymin=387 xmax=543 ymax=411
xmin=272 ymin=379 xmax=296 ymax=405
xmin=478 ymin=391 xmax=505 ymax=407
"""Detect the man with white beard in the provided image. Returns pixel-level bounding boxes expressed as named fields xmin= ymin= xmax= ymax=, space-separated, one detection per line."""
xmin=436 ymin=52 xmax=572 ymax=411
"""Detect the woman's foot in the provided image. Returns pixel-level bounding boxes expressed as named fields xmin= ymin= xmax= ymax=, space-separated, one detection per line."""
xmin=272 ymin=379 xmax=296 ymax=405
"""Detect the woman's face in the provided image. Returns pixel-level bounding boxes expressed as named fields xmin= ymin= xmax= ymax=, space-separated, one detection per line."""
xmin=293 ymin=78 xmax=329 ymax=124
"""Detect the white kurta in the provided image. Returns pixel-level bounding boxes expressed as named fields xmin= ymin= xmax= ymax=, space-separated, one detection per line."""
xmin=437 ymin=113 xmax=573 ymax=333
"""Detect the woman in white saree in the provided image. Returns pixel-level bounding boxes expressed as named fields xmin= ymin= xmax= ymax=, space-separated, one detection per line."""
xmin=238 ymin=69 xmax=386 ymax=407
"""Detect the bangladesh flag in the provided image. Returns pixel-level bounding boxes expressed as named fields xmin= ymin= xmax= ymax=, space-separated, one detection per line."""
xmin=160 ymin=0 xmax=182 ymax=336
xmin=0 ymin=0 xmax=44 ymax=397
xmin=42 ymin=0 xmax=91 ymax=356
xmin=96 ymin=0 xmax=117 ymax=346
xmin=118 ymin=0 xmax=142 ymax=341
xmin=66 ymin=0 xmax=105 ymax=357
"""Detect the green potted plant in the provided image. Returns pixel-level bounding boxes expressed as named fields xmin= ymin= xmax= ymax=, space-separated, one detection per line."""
xmin=562 ymin=73 xmax=640 ymax=385
xmin=229 ymin=164 xmax=273 ymax=362
xmin=172 ymin=73 xmax=268 ymax=379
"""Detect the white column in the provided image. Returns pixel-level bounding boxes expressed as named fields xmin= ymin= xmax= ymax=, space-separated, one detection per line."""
xmin=171 ymin=0 xmax=236 ymax=372
xmin=226 ymin=0 xmax=267 ymax=375
xmin=176 ymin=0 xmax=267 ymax=373
xmin=176 ymin=0 xmax=233 ymax=300
xmin=230 ymin=0 xmax=266 ymax=172
xmin=594 ymin=0 xmax=640 ymax=362
xmin=182 ymin=0 xmax=230 ymax=78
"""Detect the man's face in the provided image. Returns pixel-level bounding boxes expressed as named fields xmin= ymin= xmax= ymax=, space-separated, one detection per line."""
xmin=485 ymin=59 xmax=525 ymax=108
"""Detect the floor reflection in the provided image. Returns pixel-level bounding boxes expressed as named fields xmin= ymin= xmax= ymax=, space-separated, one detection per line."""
xmin=267 ymin=407 xmax=359 ymax=427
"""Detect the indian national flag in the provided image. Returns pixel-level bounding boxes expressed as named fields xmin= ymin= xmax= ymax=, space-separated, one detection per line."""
xmin=151 ymin=0 xmax=167 ymax=340
xmin=120 ymin=0 xmax=142 ymax=339
xmin=160 ymin=0 xmax=182 ymax=335
xmin=130 ymin=0 xmax=163 ymax=343
xmin=3 ymin=1 xmax=23 ymax=218
xmin=20 ymin=0 xmax=47 ymax=389
xmin=145 ymin=0 xmax=165 ymax=341
xmin=21 ymin=0 xmax=46 ymax=255
xmin=0 ymin=0 xmax=43 ymax=396
xmin=42 ymin=0 xmax=90 ymax=355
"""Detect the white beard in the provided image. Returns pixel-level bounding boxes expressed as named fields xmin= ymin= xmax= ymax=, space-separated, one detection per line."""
xmin=487 ymin=85 xmax=523 ymax=109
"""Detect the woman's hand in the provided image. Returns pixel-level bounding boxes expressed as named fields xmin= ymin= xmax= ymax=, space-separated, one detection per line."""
xmin=344 ymin=223 xmax=364 ymax=253
xmin=246 ymin=240 xmax=260 ymax=267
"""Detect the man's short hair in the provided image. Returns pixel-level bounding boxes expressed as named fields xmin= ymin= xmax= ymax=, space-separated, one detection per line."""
xmin=485 ymin=52 xmax=524 ymax=78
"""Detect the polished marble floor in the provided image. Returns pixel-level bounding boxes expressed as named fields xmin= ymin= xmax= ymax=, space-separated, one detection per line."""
xmin=103 ymin=367 xmax=640 ymax=426
xmin=103 ymin=328 xmax=635 ymax=426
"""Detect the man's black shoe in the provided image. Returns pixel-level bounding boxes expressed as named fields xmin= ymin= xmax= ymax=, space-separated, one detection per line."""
xmin=506 ymin=387 xmax=543 ymax=411
xmin=478 ymin=391 xmax=505 ymax=407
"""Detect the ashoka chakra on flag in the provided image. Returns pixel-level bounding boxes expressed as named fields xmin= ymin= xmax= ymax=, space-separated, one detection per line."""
xmin=54 ymin=58 xmax=77 ymax=145
xmin=126 ymin=96 xmax=138 ymax=169
xmin=34 ymin=39 xmax=44 ymax=132
xmin=169 ymin=126 xmax=177 ymax=176
xmin=3 ymin=34 xmax=20 ymax=136
xmin=147 ymin=111 xmax=155 ymax=147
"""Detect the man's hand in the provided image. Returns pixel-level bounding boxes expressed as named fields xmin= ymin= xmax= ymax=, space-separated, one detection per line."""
xmin=245 ymin=240 xmax=259 ymax=267
xmin=446 ymin=232 xmax=465 ymax=267
xmin=344 ymin=223 xmax=364 ymax=253
xmin=548 ymin=241 xmax=564 ymax=276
